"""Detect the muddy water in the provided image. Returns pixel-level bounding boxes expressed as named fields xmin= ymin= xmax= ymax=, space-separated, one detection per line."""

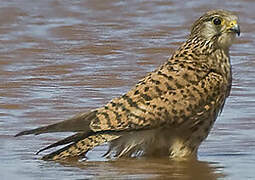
xmin=1 ymin=0 xmax=255 ymax=179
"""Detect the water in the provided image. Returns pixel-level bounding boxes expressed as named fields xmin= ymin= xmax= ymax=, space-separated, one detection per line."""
xmin=1 ymin=0 xmax=255 ymax=179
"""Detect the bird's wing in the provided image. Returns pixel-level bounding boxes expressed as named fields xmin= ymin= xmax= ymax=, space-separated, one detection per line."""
xmin=15 ymin=61 xmax=226 ymax=138
xmin=15 ymin=111 xmax=95 ymax=136
xmin=90 ymin=61 xmax=227 ymax=132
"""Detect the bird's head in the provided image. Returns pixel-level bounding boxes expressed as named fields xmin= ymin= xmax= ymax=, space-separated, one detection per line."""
xmin=190 ymin=10 xmax=240 ymax=49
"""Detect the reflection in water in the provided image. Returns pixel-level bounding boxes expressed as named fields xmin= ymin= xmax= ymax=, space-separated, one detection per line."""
xmin=56 ymin=158 xmax=224 ymax=179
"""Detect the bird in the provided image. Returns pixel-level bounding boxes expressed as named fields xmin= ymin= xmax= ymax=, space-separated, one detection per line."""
xmin=15 ymin=9 xmax=240 ymax=161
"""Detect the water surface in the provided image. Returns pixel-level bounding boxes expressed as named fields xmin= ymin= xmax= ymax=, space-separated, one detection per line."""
xmin=1 ymin=0 xmax=255 ymax=179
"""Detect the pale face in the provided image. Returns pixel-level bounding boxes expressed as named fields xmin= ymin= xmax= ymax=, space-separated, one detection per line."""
xmin=200 ymin=11 xmax=240 ymax=49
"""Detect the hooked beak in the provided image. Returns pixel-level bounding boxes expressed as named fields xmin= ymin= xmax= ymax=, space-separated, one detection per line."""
xmin=228 ymin=20 xmax=240 ymax=36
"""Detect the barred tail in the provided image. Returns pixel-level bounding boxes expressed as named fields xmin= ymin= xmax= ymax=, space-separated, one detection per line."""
xmin=42 ymin=133 xmax=120 ymax=161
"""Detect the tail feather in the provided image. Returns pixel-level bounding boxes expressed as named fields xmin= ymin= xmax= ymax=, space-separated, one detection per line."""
xmin=15 ymin=111 xmax=96 ymax=137
xmin=42 ymin=133 xmax=120 ymax=161
xmin=36 ymin=132 xmax=88 ymax=155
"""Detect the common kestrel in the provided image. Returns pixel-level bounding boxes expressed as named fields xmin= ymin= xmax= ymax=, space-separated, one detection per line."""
xmin=15 ymin=10 xmax=240 ymax=161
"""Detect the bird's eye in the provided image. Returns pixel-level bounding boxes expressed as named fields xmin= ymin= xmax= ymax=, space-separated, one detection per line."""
xmin=213 ymin=17 xmax=222 ymax=25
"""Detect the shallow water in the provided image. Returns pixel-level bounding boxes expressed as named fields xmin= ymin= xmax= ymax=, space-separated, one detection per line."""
xmin=1 ymin=0 xmax=255 ymax=179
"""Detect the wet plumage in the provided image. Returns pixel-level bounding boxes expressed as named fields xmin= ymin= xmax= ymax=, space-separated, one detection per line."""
xmin=15 ymin=10 xmax=240 ymax=161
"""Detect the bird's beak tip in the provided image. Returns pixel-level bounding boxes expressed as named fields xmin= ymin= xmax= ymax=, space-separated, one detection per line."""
xmin=230 ymin=24 xmax=240 ymax=36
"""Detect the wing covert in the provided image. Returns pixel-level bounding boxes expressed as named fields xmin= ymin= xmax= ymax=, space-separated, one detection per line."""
xmin=90 ymin=61 xmax=227 ymax=132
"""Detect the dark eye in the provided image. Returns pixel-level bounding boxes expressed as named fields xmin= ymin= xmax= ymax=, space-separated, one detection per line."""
xmin=213 ymin=17 xmax=222 ymax=25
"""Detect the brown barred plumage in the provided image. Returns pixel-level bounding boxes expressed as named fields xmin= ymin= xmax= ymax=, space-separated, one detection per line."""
xmin=15 ymin=10 xmax=240 ymax=161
